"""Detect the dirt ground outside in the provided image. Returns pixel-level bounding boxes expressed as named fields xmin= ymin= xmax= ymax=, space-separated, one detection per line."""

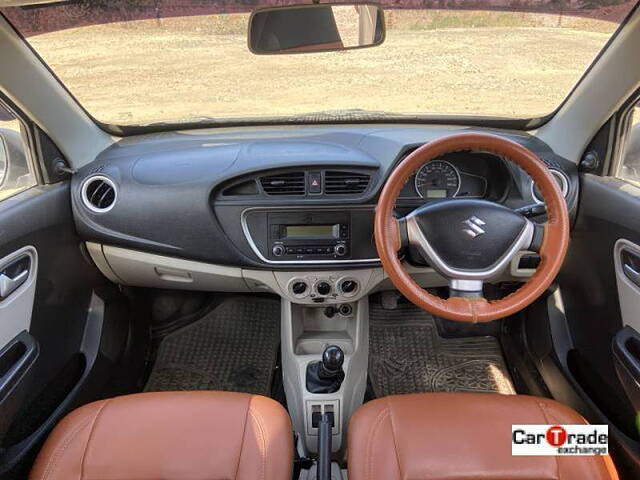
xmin=21 ymin=8 xmax=625 ymax=125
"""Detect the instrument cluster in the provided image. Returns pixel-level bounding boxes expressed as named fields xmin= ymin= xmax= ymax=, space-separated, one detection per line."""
xmin=398 ymin=150 xmax=509 ymax=202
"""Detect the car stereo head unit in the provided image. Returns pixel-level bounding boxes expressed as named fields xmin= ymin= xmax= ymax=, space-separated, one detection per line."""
xmin=268 ymin=211 xmax=350 ymax=260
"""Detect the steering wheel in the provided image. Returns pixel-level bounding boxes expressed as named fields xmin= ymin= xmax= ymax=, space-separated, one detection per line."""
xmin=374 ymin=133 xmax=570 ymax=323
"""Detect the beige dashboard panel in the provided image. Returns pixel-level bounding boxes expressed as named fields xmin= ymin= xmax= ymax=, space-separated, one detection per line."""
xmin=87 ymin=243 xmax=532 ymax=298
xmin=91 ymin=243 xmax=249 ymax=292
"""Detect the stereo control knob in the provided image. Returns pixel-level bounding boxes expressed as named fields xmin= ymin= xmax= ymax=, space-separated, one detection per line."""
xmin=272 ymin=245 xmax=285 ymax=257
xmin=334 ymin=244 xmax=347 ymax=256
xmin=340 ymin=280 xmax=358 ymax=294
xmin=316 ymin=281 xmax=331 ymax=296
xmin=291 ymin=281 xmax=308 ymax=296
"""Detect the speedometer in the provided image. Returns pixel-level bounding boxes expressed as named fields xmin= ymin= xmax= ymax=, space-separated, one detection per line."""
xmin=415 ymin=160 xmax=461 ymax=199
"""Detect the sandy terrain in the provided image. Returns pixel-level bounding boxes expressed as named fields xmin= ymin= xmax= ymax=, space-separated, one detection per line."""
xmin=24 ymin=10 xmax=618 ymax=125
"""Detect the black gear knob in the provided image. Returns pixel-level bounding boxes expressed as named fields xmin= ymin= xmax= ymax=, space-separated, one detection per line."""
xmin=306 ymin=345 xmax=345 ymax=393
xmin=322 ymin=345 xmax=344 ymax=373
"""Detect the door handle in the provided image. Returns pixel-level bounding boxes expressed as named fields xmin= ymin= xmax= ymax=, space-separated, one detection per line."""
xmin=621 ymin=248 xmax=640 ymax=288
xmin=623 ymin=263 xmax=640 ymax=287
xmin=0 ymin=269 xmax=28 ymax=299
xmin=0 ymin=257 xmax=30 ymax=300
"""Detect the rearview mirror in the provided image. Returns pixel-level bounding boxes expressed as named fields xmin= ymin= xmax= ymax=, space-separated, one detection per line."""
xmin=249 ymin=3 xmax=385 ymax=55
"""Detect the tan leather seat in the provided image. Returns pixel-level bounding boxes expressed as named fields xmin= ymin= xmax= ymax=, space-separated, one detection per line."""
xmin=348 ymin=393 xmax=618 ymax=480
xmin=30 ymin=391 xmax=293 ymax=480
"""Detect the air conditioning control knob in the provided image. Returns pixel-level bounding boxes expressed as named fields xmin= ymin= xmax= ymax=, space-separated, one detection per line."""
xmin=272 ymin=245 xmax=285 ymax=257
xmin=340 ymin=280 xmax=358 ymax=294
xmin=334 ymin=244 xmax=347 ymax=256
xmin=316 ymin=281 xmax=331 ymax=296
xmin=291 ymin=281 xmax=308 ymax=295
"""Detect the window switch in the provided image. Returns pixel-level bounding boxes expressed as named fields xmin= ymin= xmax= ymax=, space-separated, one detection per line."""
xmin=311 ymin=411 xmax=322 ymax=428
xmin=326 ymin=411 xmax=335 ymax=427
xmin=312 ymin=411 xmax=335 ymax=428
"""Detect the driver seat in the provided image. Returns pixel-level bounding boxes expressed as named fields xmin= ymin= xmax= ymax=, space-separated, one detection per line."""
xmin=348 ymin=393 xmax=618 ymax=480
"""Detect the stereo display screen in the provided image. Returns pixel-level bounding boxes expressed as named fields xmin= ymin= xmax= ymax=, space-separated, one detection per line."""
xmin=285 ymin=224 xmax=338 ymax=238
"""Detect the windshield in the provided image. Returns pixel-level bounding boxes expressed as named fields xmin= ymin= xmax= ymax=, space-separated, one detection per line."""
xmin=2 ymin=0 xmax=637 ymax=127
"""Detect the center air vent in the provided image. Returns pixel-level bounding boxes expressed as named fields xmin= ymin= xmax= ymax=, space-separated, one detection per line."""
xmin=81 ymin=175 xmax=117 ymax=212
xmin=325 ymin=171 xmax=370 ymax=195
xmin=260 ymin=172 xmax=305 ymax=195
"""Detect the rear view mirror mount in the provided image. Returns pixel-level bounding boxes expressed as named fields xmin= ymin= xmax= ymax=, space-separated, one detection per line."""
xmin=248 ymin=3 xmax=385 ymax=55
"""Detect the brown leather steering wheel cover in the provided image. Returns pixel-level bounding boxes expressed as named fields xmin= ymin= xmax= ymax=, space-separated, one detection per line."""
xmin=374 ymin=133 xmax=570 ymax=323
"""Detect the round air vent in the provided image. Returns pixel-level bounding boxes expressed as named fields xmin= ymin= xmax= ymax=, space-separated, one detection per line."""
xmin=81 ymin=175 xmax=117 ymax=212
xmin=531 ymin=169 xmax=568 ymax=204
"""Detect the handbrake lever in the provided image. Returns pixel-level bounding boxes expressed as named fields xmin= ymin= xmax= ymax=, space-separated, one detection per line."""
xmin=316 ymin=413 xmax=332 ymax=480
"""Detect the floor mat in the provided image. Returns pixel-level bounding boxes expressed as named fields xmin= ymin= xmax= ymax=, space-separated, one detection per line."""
xmin=145 ymin=296 xmax=280 ymax=395
xmin=369 ymin=302 xmax=515 ymax=397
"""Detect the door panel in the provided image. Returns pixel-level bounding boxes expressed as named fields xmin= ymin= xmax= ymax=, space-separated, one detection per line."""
xmin=557 ymin=173 xmax=640 ymax=477
xmin=0 ymin=95 xmax=140 ymax=476
xmin=0 ymin=183 xmax=135 ymax=477
xmin=560 ymin=175 xmax=639 ymax=414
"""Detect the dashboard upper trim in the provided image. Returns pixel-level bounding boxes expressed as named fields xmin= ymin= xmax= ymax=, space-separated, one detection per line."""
xmin=240 ymin=205 xmax=381 ymax=265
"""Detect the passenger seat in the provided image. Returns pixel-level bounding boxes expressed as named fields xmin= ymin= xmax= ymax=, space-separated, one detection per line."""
xmin=29 ymin=391 xmax=293 ymax=480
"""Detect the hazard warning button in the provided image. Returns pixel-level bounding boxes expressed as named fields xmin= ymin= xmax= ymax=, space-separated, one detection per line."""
xmin=308 ymin=172 xmax=322 ymax=194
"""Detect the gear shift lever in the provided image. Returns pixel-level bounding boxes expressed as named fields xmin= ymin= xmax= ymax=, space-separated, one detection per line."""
xmin=306 ymin=345 xmax=345 ymax=394
xmin=321 ymin=345 xmax=344 ymax=374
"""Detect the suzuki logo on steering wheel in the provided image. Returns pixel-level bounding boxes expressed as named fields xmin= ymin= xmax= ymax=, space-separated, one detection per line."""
xmin=462 ymin=216 xmax=486 ymax=238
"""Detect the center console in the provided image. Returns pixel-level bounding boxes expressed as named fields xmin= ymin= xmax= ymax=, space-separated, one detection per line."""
xmin=280 ymin=298 xmax=369 ymax=454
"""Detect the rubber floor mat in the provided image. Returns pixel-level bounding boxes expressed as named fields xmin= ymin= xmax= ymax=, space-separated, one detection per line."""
xmin=369 ymin=302 xmax=515 ymax=397
xmin=145 ymin=296 xmax=280 ymax=395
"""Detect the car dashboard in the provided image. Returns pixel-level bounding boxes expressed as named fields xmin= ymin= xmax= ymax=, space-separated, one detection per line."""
xmin=72 ymin=125 xmax=578 ymax=302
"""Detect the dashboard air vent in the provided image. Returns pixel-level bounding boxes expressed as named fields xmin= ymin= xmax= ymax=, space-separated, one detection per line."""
xmin=260 ymin=172 xmax=305 ymax=195
xmin=325 ymin=171 xmax=370 ymax=195
xmin=222 ymin=180 xmax=259 ymax=196
xmin=81 ymin=175 xmax=117 ymax=212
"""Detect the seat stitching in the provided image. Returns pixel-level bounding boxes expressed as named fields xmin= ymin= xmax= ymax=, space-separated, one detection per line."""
xmin=385 ymin=399 xmax=403 ymax=480
xmin=234 ymin=397 xmax=252 ymax=480
xmin=40 ymin=419 xmax=92 ymax=480
xmin=78 ymin=399 xmax=110 ymax=480
xmin=366 ymin=407 xmax=390 ymax=480
xmin=40 ymin=403 xmax=106 ymax=480
xmin=248 ymin=408 xmax=266 ymax=480
xmin=536 ymin=400 xmax=560 ymax=480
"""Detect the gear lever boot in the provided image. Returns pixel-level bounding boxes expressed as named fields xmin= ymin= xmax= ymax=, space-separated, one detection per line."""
xmin=306 ymin=345 xmax=345 ymax=394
